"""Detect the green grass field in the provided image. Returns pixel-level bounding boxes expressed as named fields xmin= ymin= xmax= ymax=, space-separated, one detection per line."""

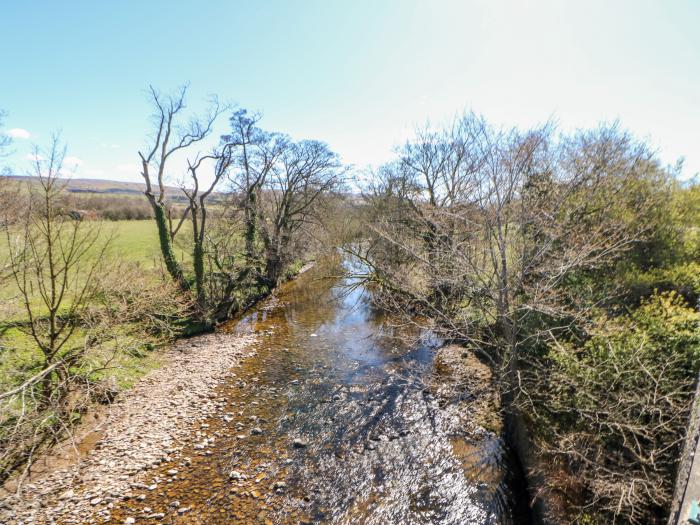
xmin=102 ymin=219 xmax=192 ymax=268
xmin=0 ymin=219 xmax=191 ymax=266
xmin=0 ymin=219 xmax=192 ymax=319
xmin=0 ymin=219 xmax=192 ymax=392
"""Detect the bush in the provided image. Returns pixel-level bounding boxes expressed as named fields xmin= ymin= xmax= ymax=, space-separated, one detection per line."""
xmin=88 ymin=263 xmax=194 ymax=338
xmin=0 ymin=265 xmax=192 ymax=484
xmin=624 ymin=262 xmax=700 ymax=307
xmin=520 ymin=292 xmax=700 ymax=523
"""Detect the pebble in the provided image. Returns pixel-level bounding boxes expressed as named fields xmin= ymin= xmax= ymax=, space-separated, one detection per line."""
xmin=0 ymin=331 xmax=257 ymax=523
xmin=293 ymin=438 xmax=309 ymax=448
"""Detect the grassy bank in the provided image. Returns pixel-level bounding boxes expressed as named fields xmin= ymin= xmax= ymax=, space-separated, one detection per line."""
xmin=0 ymin=218 xmax=195 ymax=384
xmin=0 ymin=218 xmax=197 ymax=482
xmin=0 ymin=211 xmax=316 ymax=484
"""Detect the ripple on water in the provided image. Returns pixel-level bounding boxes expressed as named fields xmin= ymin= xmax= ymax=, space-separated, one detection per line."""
xmin=107 ymin=259 xmax=526 ymax=524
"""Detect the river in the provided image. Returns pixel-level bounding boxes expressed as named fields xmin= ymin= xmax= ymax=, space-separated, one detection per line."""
xmin=108 ymin=260 xmax=528 ymax=524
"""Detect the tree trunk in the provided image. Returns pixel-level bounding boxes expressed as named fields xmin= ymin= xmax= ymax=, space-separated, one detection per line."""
xmin=39 ymin=365 xmax=54 ymax=410
xmin=265 ymin=244 xmax=283 ymax=286
xmin=193 ymin=239 xmax=205 ymax=308
xmin=151 ymin=199 xmax=187 ymax=288
xmin=244 ymin=190 xmax=258 ymax=266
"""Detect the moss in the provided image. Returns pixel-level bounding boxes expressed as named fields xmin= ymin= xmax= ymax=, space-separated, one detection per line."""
xmin=180 ymin=320 xmax=215 ymax=337
xmin=284 ymin=259 xmax=304 ymax=281
xmin=153 ymin=204 xmax=187 ymax=286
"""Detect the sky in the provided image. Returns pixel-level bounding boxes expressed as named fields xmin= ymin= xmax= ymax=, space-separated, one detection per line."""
xmin=1 ymin=0 xmax=699 ymax=185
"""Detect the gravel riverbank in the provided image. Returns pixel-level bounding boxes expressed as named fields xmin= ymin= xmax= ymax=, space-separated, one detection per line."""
xmin=0 ymin=332 xmax=257 ymax=525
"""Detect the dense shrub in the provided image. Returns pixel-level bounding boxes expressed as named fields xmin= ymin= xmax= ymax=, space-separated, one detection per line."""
xmin=520 ymin=292 xmax=700 ymax=523
xmin=63 ymin=194 xmax=154 ymax=221
xmin=624 ymin=262 xmax=700 ymax=307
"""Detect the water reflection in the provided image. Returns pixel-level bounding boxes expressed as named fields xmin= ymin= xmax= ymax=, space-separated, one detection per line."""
xmin=108 ymin=259 xmax=525 ymax=524
xmin=227 ymin=260 xmax=522 ymax=524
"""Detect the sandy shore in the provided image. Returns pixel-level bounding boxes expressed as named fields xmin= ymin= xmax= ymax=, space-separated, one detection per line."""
xmin=0 ymin=331 xmax=257 ymax=525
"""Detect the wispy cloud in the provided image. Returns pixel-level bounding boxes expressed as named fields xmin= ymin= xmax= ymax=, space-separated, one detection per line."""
xmin=6 ymin=128 xmax=31 ymax=139
xmin=25 ymin=153 xmax=44 ymax=161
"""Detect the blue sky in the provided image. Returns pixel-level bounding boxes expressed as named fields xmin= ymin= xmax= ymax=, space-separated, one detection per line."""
xmin=2 ymin=0 xmax=699 ymax=184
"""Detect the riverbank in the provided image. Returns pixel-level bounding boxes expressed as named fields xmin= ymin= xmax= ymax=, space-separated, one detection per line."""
xmin=432 ymin=344 xmax=502 ymax=435
xmin=95 ymin=262 xmax=511 ymax=524
xmin=0 ymin=331 xmax=257 ymax=524
xmin=1 ymin=259 xmax=523 ymax=524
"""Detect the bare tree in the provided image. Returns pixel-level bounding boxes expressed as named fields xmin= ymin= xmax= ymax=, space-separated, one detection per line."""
xmin=223 ymin=110 xmax=287 ymax=270
xmin=1 ymin=137 xmax=111 ymax=486
xmin=182 ymin=140 xmax=236 ymax=309
xmin=223 ymin=114 xmax=343 ymax=286
xmin=259 ymin=139 xmax=344 ymax=285
xmin=6 ymin=137 xmax=109 ymax=406
xmin=138 ymin=85 xmax=224 ymax=287
xmin=353 ymin=114 xmax=676 ymax=522
xmin=356 ymin=116 xmax=652 ymax=369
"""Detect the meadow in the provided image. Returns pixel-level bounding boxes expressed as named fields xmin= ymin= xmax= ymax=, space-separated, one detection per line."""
xmin=0 ymin=219 xmax=191 ymax=318
xmin=102 ymin=219 xmax=192 ymax=269
xmin=0 ymin=218 xmax=193 ymax=395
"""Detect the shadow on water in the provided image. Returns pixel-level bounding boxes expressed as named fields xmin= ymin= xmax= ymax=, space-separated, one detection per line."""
xmin=229 ymin=258 xmax=531 ymax=524
xmin=108 ymin=257 xmax=532 ymax=524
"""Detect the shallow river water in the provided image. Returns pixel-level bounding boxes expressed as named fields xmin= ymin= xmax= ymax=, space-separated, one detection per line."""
xmin=108 ymin=262 xmax=528 ymax=524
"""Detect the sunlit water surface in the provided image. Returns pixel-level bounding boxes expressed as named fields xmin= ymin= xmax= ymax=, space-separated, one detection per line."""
xmin=108 ymin=261 xmax=527 ymax=524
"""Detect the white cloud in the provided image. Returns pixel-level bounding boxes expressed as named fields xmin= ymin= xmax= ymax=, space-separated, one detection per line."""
xmin=6 ymin=128 xmax=31 ymax=139
xmin=115 ymin=163 xmax=141 ymax=175
xmin=25 ymin=153 xmax=44 ymax=162
xmin=63 ymin=156 xmax=83 ymax=167
xmin=83 ymin=168 xmax=105 ymax=177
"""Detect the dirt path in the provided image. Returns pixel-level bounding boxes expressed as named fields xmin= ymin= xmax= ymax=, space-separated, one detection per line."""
xmin=0 ymin=332 xmax=257 ymax=525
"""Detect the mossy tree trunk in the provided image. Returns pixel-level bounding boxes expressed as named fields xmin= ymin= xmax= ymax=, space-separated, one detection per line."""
xmin=138 ymin=85 xmax=223 ymax=296
xmin=191 ymin=201 xmax=206 ymax=309
xmin=150 ymin=197 xmax=188 ymax=289
xmin=244 ymin=189 xmax=258 ymax=265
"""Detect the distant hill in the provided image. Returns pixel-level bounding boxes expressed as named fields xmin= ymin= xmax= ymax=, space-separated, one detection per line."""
xmin=56 ymin=178 xmax=152 ymax=195
xmin=5 ymin=175 xmax=183 ymax=197
xmin=5 ymin=177 xmax=229 ymax=207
